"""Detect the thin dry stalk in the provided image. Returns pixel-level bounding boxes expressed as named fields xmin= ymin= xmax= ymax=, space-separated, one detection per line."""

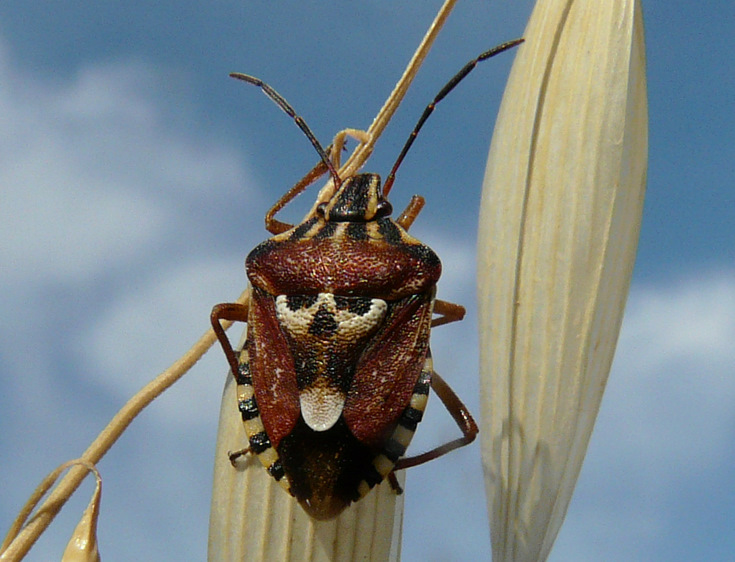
xmin=308 ymin=0 xmax=460 ymax=213
xmin=0 ymin=291 xmax=249 ymax=561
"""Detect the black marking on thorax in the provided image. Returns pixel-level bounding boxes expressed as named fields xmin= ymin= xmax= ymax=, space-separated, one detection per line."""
xmin=346 ymin=222 xmax=369 ymax=241
xmin=288 ymin=217 xmax=320 ymax=241
xmin=311 ymin=221 xmax=338 ymax=240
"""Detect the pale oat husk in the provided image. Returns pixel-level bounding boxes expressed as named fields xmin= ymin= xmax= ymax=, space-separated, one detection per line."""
xmin=478 ymin=1 xmax=648 ymax=560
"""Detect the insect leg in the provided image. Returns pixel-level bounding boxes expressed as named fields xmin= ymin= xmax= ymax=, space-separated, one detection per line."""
xmin=396 ymin=195 xmax=426 ymax=230
xmin=210 ymin=301 xmax=249 ymax=381
xmin=264 ymin=128 xmax=374 ymax=234
xmin=265 ymin=157 xmax=329 ymax=234
xmin=432 ymin=299 xmax=466 ymax=327
xmin=394 ymin=371 xmax=478 ymax=470
xmin=387 ymin=472 xmax=404 ymax=495
xmin=228 ymin=448 xmax=249 ymax=465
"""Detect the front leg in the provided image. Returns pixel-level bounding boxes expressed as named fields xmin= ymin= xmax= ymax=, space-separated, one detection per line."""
xmin=265 ymin=159 xmax=329 ymax=234
xmin=211 ymin=301 xmax=249 ymax=380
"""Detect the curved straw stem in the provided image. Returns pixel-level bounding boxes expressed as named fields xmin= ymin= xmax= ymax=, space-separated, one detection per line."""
xmin=0 ymin=290 xmax=250 ymax=561
xmin=308 ymin=0 xmax=460 ymax=214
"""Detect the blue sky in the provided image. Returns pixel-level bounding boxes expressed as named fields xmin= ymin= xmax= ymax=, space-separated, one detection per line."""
xmin=1 ymin=1 xmax=733 ymax=560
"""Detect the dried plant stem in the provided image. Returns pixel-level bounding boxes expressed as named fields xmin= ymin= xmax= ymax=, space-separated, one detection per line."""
xmin=1 ymin=460 xmax=98 ymax=555
xmin=344 ymin=0 xmax=458 ymax=172
xmin=310 ymin=0 xmax=459 ymax=211
xmin=0 ymin=290 xmax=250 ymax=561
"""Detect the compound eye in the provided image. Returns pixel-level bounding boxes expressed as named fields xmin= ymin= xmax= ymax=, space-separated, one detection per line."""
xmin=375 ymin=200 xmax=393 ymax=218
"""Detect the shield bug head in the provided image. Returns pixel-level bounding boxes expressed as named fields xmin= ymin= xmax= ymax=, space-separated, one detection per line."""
xmin=211 ymin=38 xmax=523 ymax=520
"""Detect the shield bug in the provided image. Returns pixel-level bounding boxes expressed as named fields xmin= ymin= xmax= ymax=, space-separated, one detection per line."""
xmin=211 ymin=39 xmax=523 ymax=520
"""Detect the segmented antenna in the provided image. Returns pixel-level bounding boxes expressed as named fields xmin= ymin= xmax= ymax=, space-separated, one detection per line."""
xmin=230 ymin=73 xmax=342 ymax=188
xmin=382 ymin=38 xmax=524 ymax=196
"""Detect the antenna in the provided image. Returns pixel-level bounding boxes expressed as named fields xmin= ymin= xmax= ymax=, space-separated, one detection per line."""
xmin=230 ymin=73 xmax=341 ymax=188
xmin=382 ymin=38 xmax=524 ymax=196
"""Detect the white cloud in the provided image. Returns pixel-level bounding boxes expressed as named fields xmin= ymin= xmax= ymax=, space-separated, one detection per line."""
xmin=606 ymin=272 xmax=735 ymax=472
xmin=0 ymin=42 xmax=250 ymax=286
xmin=422 ymin=233 xmax=477 ymax=302
xmin=0 ymin=34 xmax=259 ymax=406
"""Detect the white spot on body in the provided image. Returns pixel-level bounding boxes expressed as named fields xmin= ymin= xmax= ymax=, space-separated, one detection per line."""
xmin=334 ymin=299 xmax=387 ymax=337
xmin=273 ymin=293 xmax=389 ymax=432
xmin=275 ymin=293 xmax=387 ymax=342
xmin=300 ymin=386 xmax=345 ymax=432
